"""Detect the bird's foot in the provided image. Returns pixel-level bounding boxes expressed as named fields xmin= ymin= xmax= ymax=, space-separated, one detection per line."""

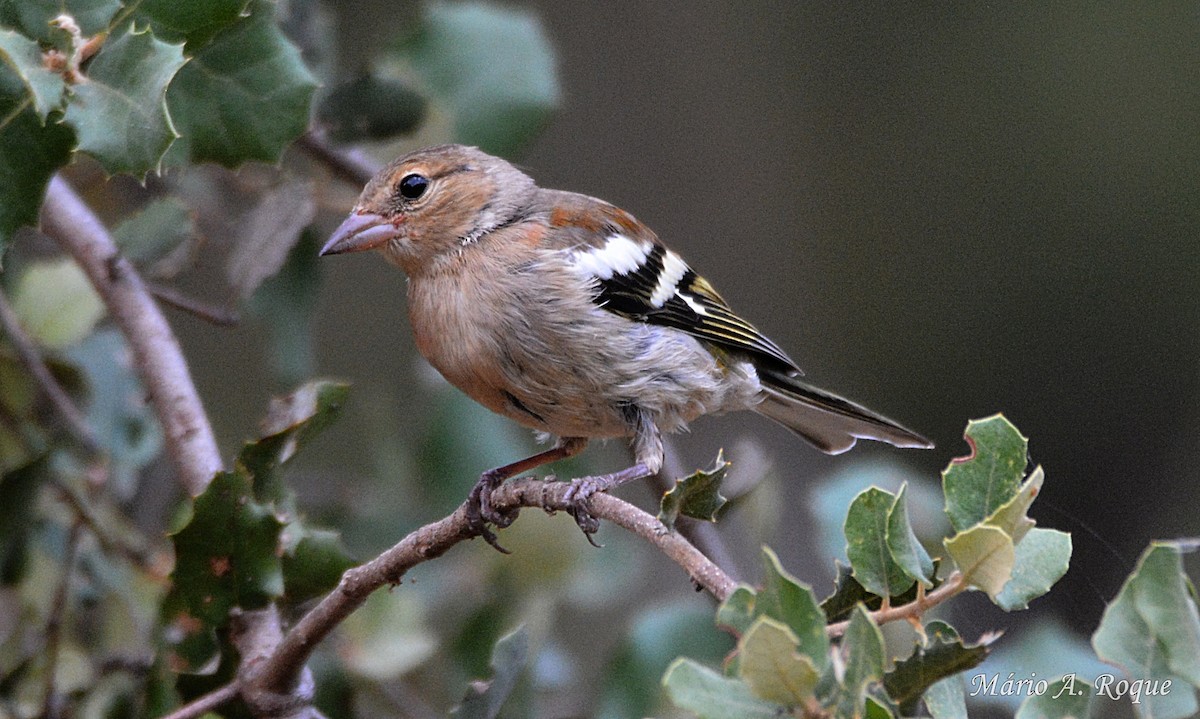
xmin=466 ymin=468 xmax=519 ymax=553
xmin=561 ymin=462 xmax=652 ymax=546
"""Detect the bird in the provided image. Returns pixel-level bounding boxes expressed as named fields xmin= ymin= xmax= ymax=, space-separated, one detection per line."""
xmin=320 ymin=144 xmax=931 ymax=549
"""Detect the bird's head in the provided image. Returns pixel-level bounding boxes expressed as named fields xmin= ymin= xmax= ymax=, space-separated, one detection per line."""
xmin=320 ymin=144 xmax=536 ymax=275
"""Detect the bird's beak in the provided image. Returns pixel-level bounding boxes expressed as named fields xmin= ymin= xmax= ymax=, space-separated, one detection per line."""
xmin=319 ymin=211 xmax=399 ymax=256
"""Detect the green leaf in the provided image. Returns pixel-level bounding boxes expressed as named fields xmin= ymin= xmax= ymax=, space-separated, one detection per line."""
xmin=1092 ymin=542 xmax=1200 ymax=719
xmin=317 ymin=74 xmax=426 ymax=143
xmin=757 ymin=547 xmax=830 ymax=671
xmin=737 ymin=616 xmax=819 ymax=706
xmin=845 ymin=486 xmax=913 ymax=598
xmin=393 ymin=1 xmax=560 ymax=155
xmin=1015 ymin=677 xmax=1093 ymax=719
xmin=452 ymin=626 xmax=529 ymax=719
xmin=11 ymin=258 xmax=104 ymax=350
xmin=280 ymin=525 xmax=355 ymax=604
xmin=886 ymin=483 xmax=935 ymax=588
xmin=715 ymin=584 xmax=757 ymax=636
xmin=662 ymin=658 xmax=784 ymax=719
xmin=62 ymin=26 xmax=186 ymax=176
xmin=0 ymin=0 xmax=120 ymax=43
xmin=836 ymin=606 xmax=886 ymax=719
xmin=0 ymin=29 xmax=67 ymax=117
xmin=162 ymin=470 xmax=285 ymax=671
xmin=111 ymin=197 xmax=197 ymax=275
xmin=131 ymin=0 xmax=251 ymax=49
xmin=658 ymin=449 xmax=729 ymax=529
xmin=165 ymin=1 xmax=316 ymax=167
xmin=0 ymin=74 xmax=73 ymax=258
xmin=942 ymin=415 xmax=1028 ymax=532
xmin=923 ymin=677 xmax=968 ymax=719
xmin=820 ymin=560 xmax=941 ymax=623
xmin=995 ymin=528 xmax=1071 ymax=611
xmin=985 ymin=465 xmax=1044 ymax=544
xmin=865 ymin=694 xmax=895 ymax=719
xmin=944 ymin=524 xmax=1015 ymax=598
xmin=882 ymin=620 xmax=991 ymax=711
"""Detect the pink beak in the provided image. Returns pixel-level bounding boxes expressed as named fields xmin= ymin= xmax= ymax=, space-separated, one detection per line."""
xmin=319 ymin=211 xmax=399 ymax=256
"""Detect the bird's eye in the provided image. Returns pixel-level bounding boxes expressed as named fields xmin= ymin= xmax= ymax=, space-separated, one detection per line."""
xmin=398 ymin=173 xmax=429 ymax=200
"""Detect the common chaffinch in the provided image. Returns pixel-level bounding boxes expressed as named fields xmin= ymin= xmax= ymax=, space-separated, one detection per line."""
xmin=321 ymin=144 xmax=931 ymax=547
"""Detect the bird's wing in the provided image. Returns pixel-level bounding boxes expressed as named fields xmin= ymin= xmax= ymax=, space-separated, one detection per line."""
xmin=545 ymin=192 xmax=800 ymax=371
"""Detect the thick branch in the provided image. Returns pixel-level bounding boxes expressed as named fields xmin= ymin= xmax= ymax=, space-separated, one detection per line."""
xmin=248 ymin=477 xmax=735 ymax=696
xmin=42 ymin=176 xmax=223 ymax=495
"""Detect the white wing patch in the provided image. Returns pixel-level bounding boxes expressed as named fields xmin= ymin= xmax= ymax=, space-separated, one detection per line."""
xmin=650 ymin=249 xmax=689 ymax=308
xmin=679 ymin=292 xmax=708 ymax=316
xmin=571 ymin=234 xmax=652 ymax=280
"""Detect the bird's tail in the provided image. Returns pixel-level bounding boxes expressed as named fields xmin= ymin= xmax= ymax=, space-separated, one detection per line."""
xmin=754 ymin=367 xmax=933 ymax=454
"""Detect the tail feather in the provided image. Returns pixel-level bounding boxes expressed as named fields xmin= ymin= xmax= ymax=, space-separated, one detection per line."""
xmin=754 ymin=368 xmax=932 ymax=454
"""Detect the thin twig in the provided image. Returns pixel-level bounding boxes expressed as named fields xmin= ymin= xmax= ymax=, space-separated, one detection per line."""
xmin=825 ymin=571 xmax=967 ymax=638
xmin=42 ymin=521 xmax=83 ymax=719
xmin=297 ymin=130 xmax=380 ymax=186
xmin=157 ymin=683 xmax=240 ymax=719
xmin=146 ymin=282 xmax=240 ymax=328
xmin=42 ymin=176 xmax=223 ymax=496
xmin=247 ymin=477 xmax=735 ymax=696
xmin=0 ymin=289 xmax=101 ymax=453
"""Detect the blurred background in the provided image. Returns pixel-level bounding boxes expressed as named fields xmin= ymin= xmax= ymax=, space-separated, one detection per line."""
xmin=12 ymin=1 xmax=1195 ymax=716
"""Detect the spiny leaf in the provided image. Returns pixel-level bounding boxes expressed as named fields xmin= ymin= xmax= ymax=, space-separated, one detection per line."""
xmin=942 ymin=415 xmax=1028 ymax=532
xmin=835 ymin=606 xmax=886 ymax=718
xmin=984 ymin=465 xmax=1044 ymax=544
xmin=845 ymin=486 xmax=913 ymax=598
xmin=165 ymin=0 xmax=316 ymax=167
xmin=883 ymin=620 xmax=992 ymax=710
xmin=62 ymin=26 xmax=186 ymax=176
xmin=995 ymin=527 xmax=1071 ymax=611
xmin=662 ymin=658 xmax=784 ymax=719
xmin=131 ymin=0 xmax=251 ymax=49
xmin=757 ymin=547 xmax=829 ymax=671
xmin=944 ymin=524 xmax=1015 ymax=598
xmin=0 ymin=29 xmax=67 ymax=117
xmin=821 ymin=559 xmax=942 ymax=624
xmin=737 ymin=616 xmax=819 ymax=706
xmin=887 ymin=483 xmax=935 ymax=588
xmin=658 ymin=449 xmax=729 ymax=529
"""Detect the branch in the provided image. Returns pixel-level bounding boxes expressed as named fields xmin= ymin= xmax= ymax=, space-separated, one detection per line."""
xmin=825 ymin=571 xmax=967 ymax=638
xmin=0 ymin=288 xmax=101 ymax=453
xmin=298 ymin=130 xmax=379 ymax=186
xmin=41 ymin=175 xmax=223 ymax=496
xmin=247 ymin=477 xmax=735 ymax=696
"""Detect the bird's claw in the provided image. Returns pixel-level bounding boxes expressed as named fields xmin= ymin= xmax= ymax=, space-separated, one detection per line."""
xmin=563 ymin=478 xmax=603 ymax=546
xmin=467 ymin=470 xmax=519 ymax=553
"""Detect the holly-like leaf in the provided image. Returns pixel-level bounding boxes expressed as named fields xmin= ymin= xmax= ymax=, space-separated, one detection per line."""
xmin=845 ymin=486 xmax=913 ymax=598
xmin=821 ymin=559 xmax=941 ymax=623
xmin=942 ymin=415 xmax=1028 ymax=532
xmin=0 ymin=71 xmax=74 ymax=258
xmin=62 ymin=26 xmax=186 ymax=176
xmin=0 ymin=0 xmax=120 ymax=43
xmin=715 ymin=584 xmax=758 ymax=636
xmin=995 ymin=527 xmax=1071 ymax=611
xmin=317 ymin=74 xmax=426 ymax=143
xmin=658 ymin=449 xmax=729 ymax=529
xmin=944 ymin=524 xmax=1015 ymax=598
xmin=836 ymin=606 xmax=886 ymax=718
xmin=165 ymin=1 xmax=316 ymax=167
xmin=131 ymin=0 xmax=251 ymax=49
xmin=1092 ymin=542 xmax=1200 ymax=719
xmin=0 ymin=29 xmax=67 ymax=117
xmin=452 ymin=626 xmax=529 ymax=719
xmin=111 ymin=197 xmax=198 ymax=277
xmin=280 ymin=524 xmax=355 ymax=604
xmin=985 ymin=465 xmax=1044 ymax=544
xmin=883 ymin=620 xmax=992 ymax=711
xmin=662 ymin=658 xmax=784 ymax=719
xmin=737 ymin=616 xmax=820 ymax=706
xmin=1015 ymin=676 xmax=1093 ymax=719
xmin=887 ymin=483 xmax=935 ymax=588
xmin=162 ymin=470 xmax=285 ymax=672
xmin=757 ymin=547 xmax=830 ymax=671
xmin=392 ymin=2 xmax=560 ymax=155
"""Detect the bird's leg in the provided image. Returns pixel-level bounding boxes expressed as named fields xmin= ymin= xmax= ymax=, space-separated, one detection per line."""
xmin=468 ymin=437 xmax=587 ymax=552
xmin=563 ymin=408 xmax=664 ymax=542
